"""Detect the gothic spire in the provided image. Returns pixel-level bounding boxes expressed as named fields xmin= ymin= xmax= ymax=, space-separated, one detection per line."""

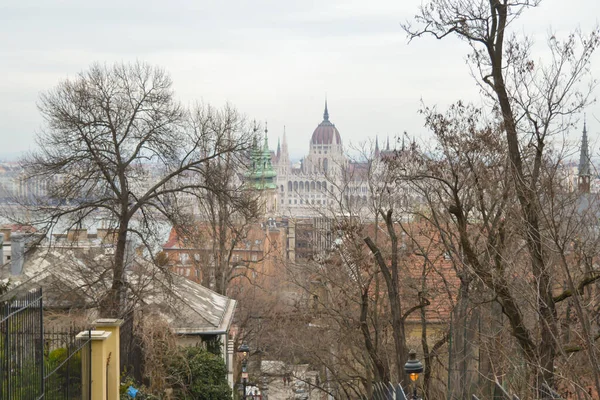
xmin=263 ymin=122 xmax=269 ymax=150
xmin=579 ymin=117 xmax=590 ymax=177
xmin=386 ymin=135 xmax=390 ymax=151
xmin=578 ymin=116 xmax=591 ymax=193
xmin=375 ymin=136 xmax=380 ymax=157
xmin=323 ymin=99 xmax=329 ymax=122
xmin=276 ymin=136 xmax=281 ymax=158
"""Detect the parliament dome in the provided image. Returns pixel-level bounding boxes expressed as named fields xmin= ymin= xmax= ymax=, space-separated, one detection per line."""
xmin=311 ymin=102 xmax=342 ymax=145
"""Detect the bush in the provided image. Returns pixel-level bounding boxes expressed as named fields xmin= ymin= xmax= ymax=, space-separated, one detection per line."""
xmin=168 ymin=346 xmax=232 ymax=400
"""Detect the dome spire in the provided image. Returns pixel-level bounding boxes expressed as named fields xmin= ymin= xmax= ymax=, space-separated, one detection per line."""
xmin=323 ymin=99 xmax=329 ymax=122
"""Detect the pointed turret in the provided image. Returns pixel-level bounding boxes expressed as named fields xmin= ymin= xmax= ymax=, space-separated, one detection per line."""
xmin=276 ymin=137 xmax=281 ymax=159
xmin=375 ymin=136 xmax=380 ymax=157
xmin=245 ymin=122 xmax=277 ymax=191
xmin=323 ymin=100 xmax=329 ymax=122
xmin=386 ymin=135 xmax=390 ymax=151
xmin=282 ymin=126 xmax=289 ymax=157
xmin=263 ymin=122 xmax=269 ymax=151
xmin=279 ymin=126 xmax=290 ymax=175
xmin=578 ymin=117 xmax=591 ymax=193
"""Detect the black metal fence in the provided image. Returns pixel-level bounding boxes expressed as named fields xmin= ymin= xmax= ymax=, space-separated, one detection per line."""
xmin=1 ymin=288 xmax=44 ymax=399
xmin=372 ymin=382 xmax=407 ymax=400
xmin=0 ymin=288 xmax=92 ymax=400
xmin=43 ymin=327 xmax=92 ymax=400
xmin=120 ymin=311 xmax=144 ymax=384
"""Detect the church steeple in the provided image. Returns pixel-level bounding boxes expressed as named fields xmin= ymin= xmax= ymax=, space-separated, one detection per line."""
xmin=246 ymin=123 xmax=277 ymax=191
xmin=276 ymin=136 xmax=281 ymax=159
xmin=263 ymin=122 xmax=269 ymax=150
xmin=323 ymin=100 xmax=329 ymax=122
xmin=578 ymin=117 xmax=591 ymax=193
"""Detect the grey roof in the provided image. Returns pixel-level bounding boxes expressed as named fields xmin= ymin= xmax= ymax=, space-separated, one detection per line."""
xmin=140 ymin=272 xmax=236 ymax=334
xmin=1 ymin=247 xmax=236 ymax=335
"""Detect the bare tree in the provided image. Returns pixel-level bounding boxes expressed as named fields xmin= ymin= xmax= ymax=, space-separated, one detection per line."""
xmin=16 ymin=62 xmax=253 ymax=316
xmin=402 ymin=1 xmax=599 ymax=396
xmin=256 ymin=146 xmax=456 ymax=399
xmin=394 ymin=100 xmax=600 ymax=398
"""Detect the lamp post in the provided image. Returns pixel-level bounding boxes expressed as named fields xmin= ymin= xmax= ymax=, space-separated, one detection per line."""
xmin=404 ymin=349 xmax=423 ymax=400
xmin=238 ymin=344 xmax=250 ymax=400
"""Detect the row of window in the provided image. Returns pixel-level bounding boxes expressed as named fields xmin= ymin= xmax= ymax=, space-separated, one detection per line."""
xmin=284 ymin=199 xmax=332 ymax=205
xmin=284 ymin=181 xmax=328 ymax=192
xmin=176 ymin=267 xmax=200 ymax=278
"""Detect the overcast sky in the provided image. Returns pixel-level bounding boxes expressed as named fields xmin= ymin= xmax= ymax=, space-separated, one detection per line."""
xmin=0 ymin=0 xmax=598 ymax=160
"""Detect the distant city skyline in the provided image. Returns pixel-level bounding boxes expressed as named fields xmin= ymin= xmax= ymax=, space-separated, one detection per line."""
xmin=1 ymin=0 xmax=598 ymax=161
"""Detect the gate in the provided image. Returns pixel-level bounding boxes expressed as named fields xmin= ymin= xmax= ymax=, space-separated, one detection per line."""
xmin=1 ymin=288 xmax=45 ymax=399
xmin=120 ymin=311 xmax=144 ymax=384
xmin=0 ymin=288 xmax=92 ymax=399
xmin=43 ymin=327 xmax=92 ymax=400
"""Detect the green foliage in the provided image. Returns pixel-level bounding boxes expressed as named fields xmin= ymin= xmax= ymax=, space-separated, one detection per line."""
xmin=120 ymin=374 xmax=158 ymax=399
xmin=203 ymin=335 xmax=223 ymax=356
xmin=45 ymin=347 xmax=83 ymax=400
xmin=168 ymin=346 xmax=232 ymax=400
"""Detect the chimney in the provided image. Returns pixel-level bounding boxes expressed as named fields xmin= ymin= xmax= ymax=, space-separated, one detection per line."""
xmin=97 ymin=229 xmax=117 ymax=244
xmin=1 ymin=227 xmax=11 ymax=242
xmin=10 ymin=233 xmax=25 ymax=275
xmin=67 ymin=229 xmax=88 ymax=242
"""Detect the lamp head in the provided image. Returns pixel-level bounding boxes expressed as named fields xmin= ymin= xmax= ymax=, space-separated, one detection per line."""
xmin=238 ymin=343 xmax=250 ymax=358
xmin=404 ymin=349 xmax=423 ymax=381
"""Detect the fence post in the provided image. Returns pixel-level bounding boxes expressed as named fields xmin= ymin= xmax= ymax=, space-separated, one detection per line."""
xmin=77 ymin=330 xmax=112 ymax=400
xmin=94 ymin=318 xmax=124 ymax=400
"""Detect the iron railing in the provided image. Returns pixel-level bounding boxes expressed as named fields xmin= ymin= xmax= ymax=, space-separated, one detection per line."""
xmin=1 ymin=288 xmax=45 ymax=399
xmin=372 ymin=382 xmax=407 ymax=400
xmin=43 ymin=327 xmax=92 ymax=400
xmin=0 ymin=288 xmax=92 ymax=400
xmin=120 ymin=311 xmax=144 ymax=384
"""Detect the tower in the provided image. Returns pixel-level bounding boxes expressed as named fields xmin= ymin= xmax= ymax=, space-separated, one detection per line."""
xmin=246 ymin=126 xmax=278 ymax=214
xmin=578 ymin=118 xmax=591 ymax=193
xmin=280 ymin=126 xmax=289 ymax=176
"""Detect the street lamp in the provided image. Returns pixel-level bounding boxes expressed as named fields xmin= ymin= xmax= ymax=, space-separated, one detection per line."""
xmin=238 ymin=344 xmax=250 ymax=400
xmin=404 ymin=349 xmax=423 ymax=400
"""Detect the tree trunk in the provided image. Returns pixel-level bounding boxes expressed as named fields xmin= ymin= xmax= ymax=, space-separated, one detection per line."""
xmin=360 ymin=287 xmax=390 ymax=383
xmin=101 ymin=218 xmax=129 ymax=317
xmin=364 ymin=210 xmax=409 ymax=384
xmin=488 ymin=3 xmax=558 ymax=392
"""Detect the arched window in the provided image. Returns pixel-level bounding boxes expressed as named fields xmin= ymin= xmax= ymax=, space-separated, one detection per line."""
xmin=280 ymin=185 xmax=284 ymax=192
xmin=317 ymin=181 xmax=322 ymax=191
xmin=294 ymin=181 xmax=298 ymax=191
xmin=288 ymin=181 xmax=292 ymax=191
xmin=300 ymin=181 xmax=304 ymax=191
xmin=311 ymin=181 xmax=316 ymax=190
xmin=323 ymin=158 xmax=328 ymax=173
xmin=306 ymin=181 xmax=310 ymax=192
xmin=322 ymin=182 xmax=327 ymax=191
